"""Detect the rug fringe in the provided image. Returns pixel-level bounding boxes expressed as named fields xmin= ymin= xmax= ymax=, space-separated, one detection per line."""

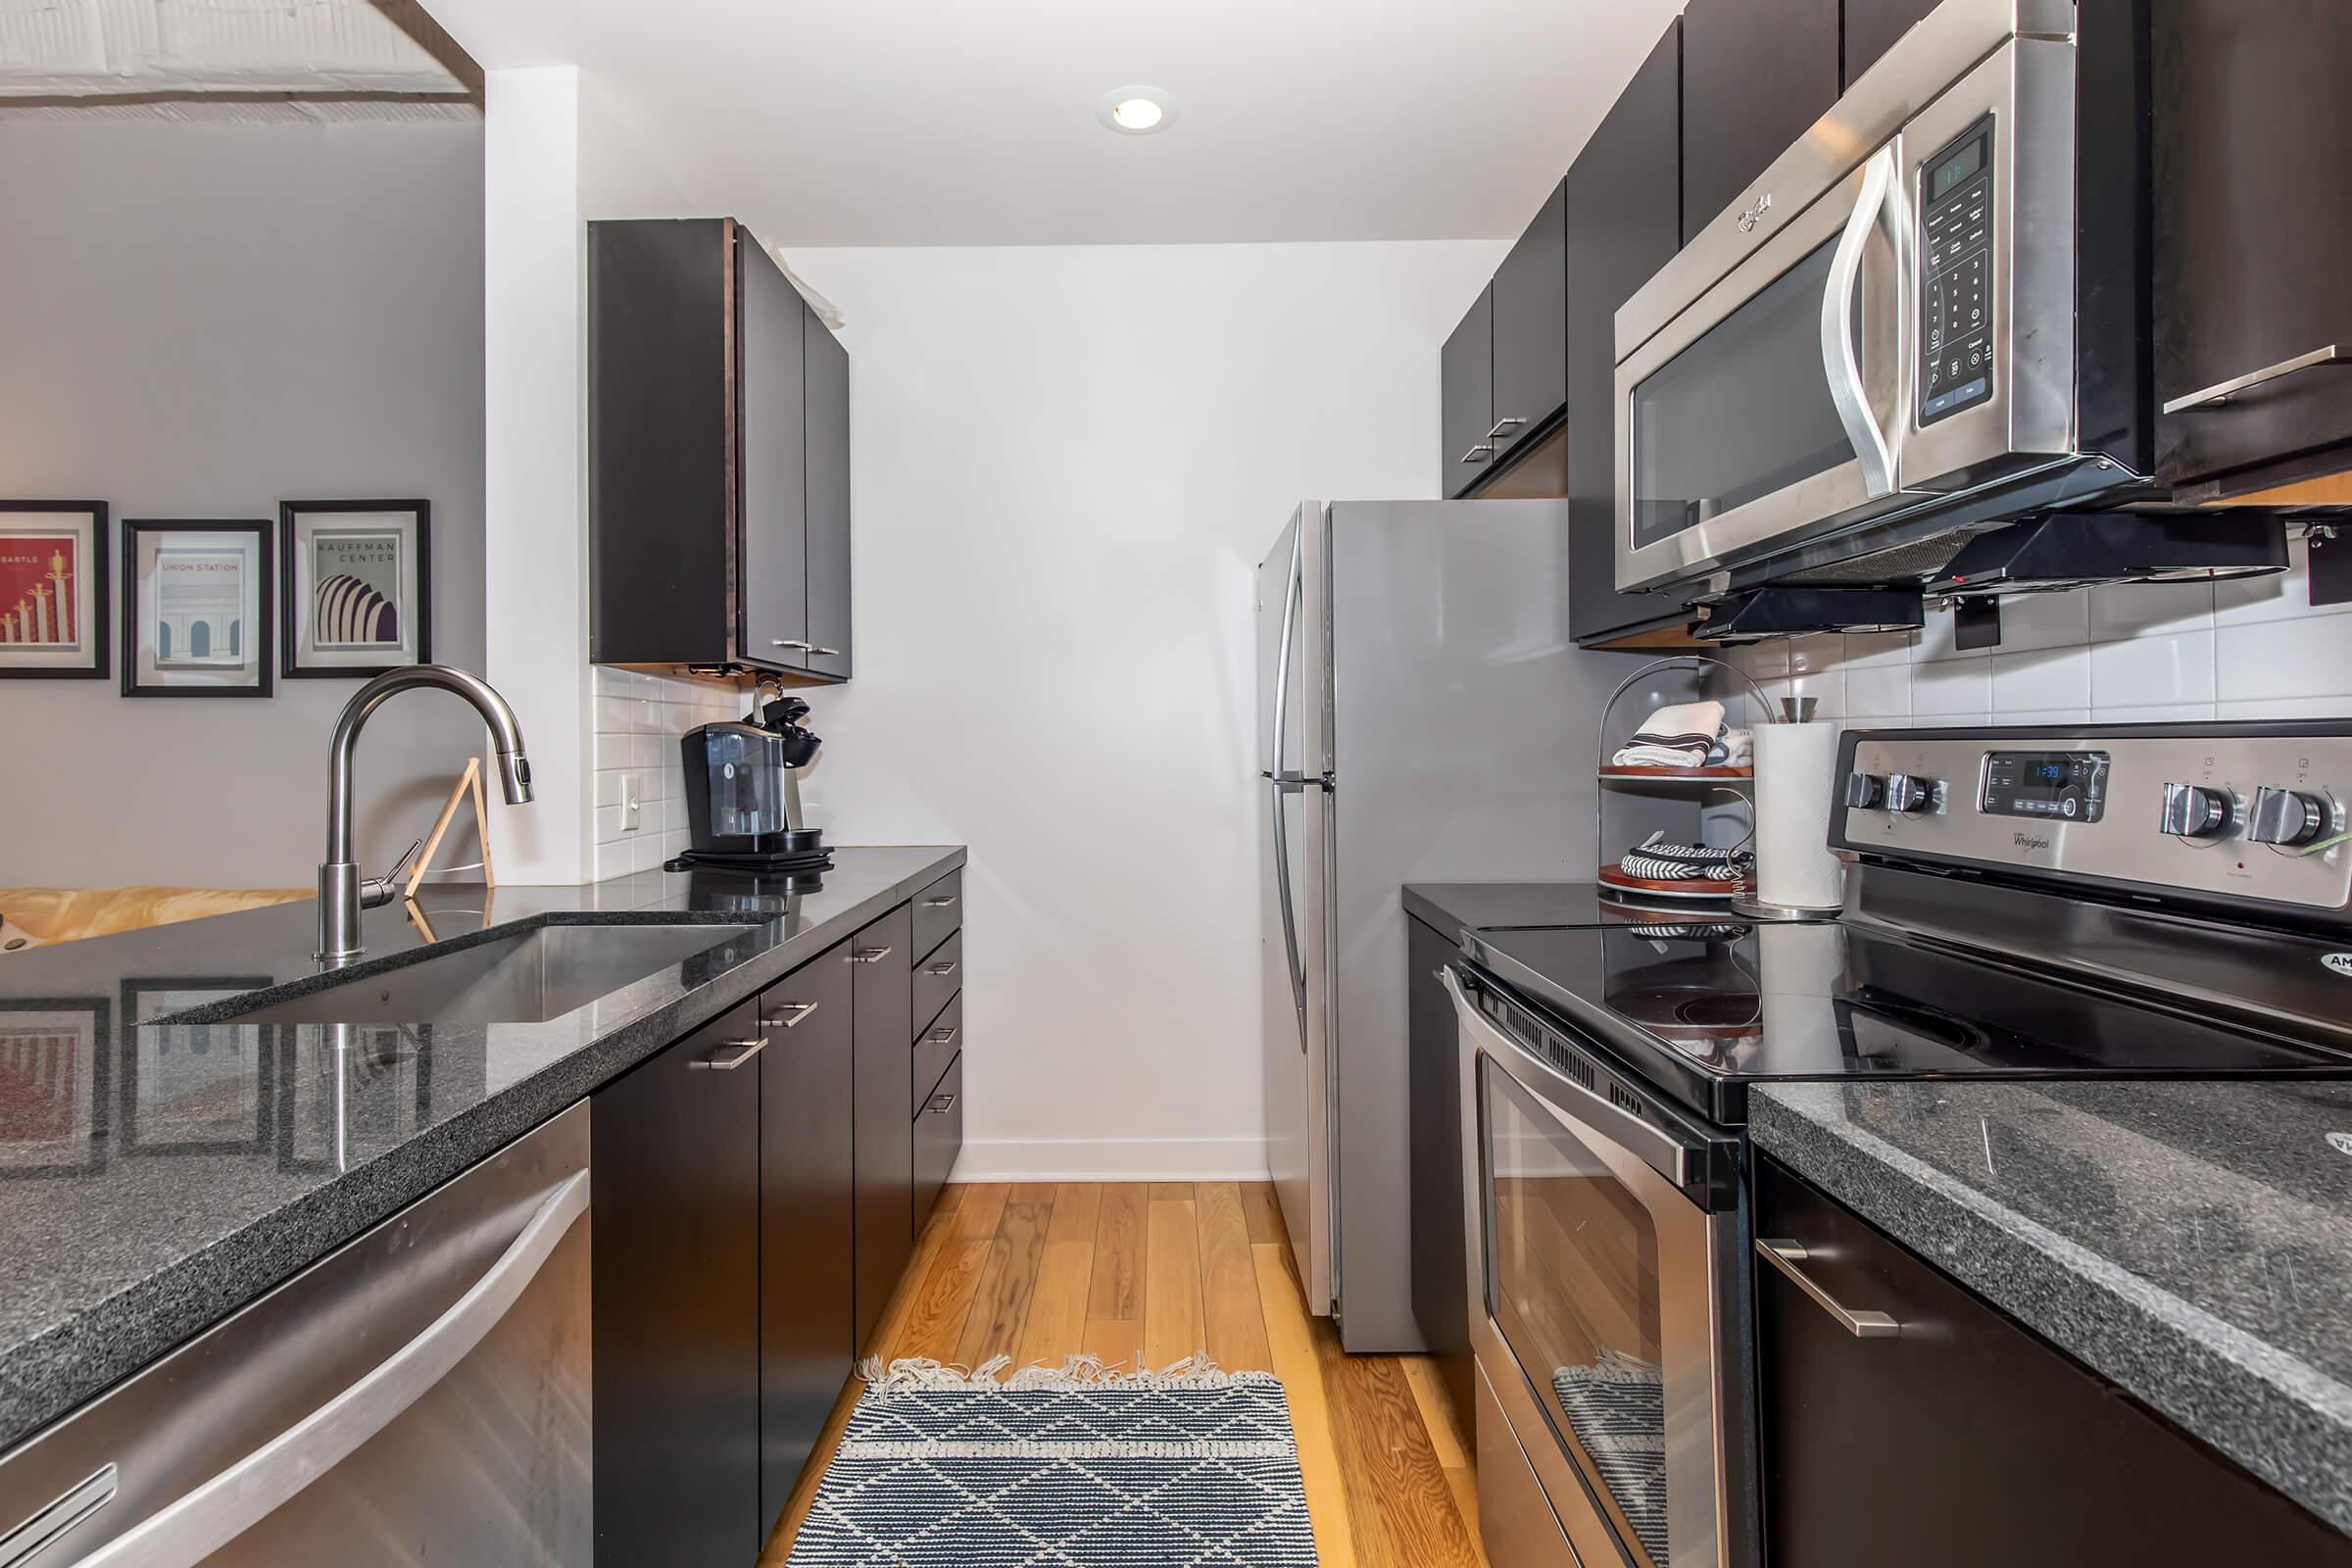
xmin=855 ymin=1352 xmax=1280 ymax=1396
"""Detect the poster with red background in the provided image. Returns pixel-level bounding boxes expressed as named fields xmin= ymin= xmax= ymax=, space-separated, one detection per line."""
xmin=0 ymin=534 xmax=77 ymax=644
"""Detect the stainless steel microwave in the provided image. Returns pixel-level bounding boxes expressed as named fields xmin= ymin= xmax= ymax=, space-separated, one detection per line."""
xmin=1613 ymin=0 xmax=2151 ymax=596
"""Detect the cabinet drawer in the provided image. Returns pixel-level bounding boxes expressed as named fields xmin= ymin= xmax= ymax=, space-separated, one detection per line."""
xmin=911 ymin=994 xmax=961 ymax=1118
xmin=911 ymin=930 xmax=962 ymax=1038
xmin=911 ymin=869 xmax=962 ymax=959
xmin=913 ymin=1054 xmax=962 ymax=1227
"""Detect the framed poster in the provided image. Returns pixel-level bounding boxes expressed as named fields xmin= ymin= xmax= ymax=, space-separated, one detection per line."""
xmin=0 ymin=502 xmax=109 ymax=680
xmin=279 ymin=500 xmax=430 ymax=679
xmin=0 ymin=997 xmax=110 ymax=1178
xmin=119 ymin=979 xmax=273 ymax=1156
xmin=122 ymin=518 xmax=271 ymax=698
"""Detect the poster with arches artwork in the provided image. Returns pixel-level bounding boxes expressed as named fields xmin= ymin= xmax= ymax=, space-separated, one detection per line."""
xmin=279 ymin=499 xmax=430 ymax=679
xmin=121 ymin=518 xmax=270 ymax=698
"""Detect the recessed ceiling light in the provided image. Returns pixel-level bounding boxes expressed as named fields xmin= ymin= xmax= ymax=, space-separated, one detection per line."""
xmin=1097 ymin=85 xmax=1177 ymax=136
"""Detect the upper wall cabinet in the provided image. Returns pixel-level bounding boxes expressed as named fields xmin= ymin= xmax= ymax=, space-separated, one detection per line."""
xmin=1441 ymin=285 xmax=1494 ymax=498
xmin=1842 ymin=0 xmax=1939 ymax=86
xmin=1488 ymin=181 xmax=1568 ymax=466
xmin=2153 ymin=3 xmax=2352 ymax=494
xmin=1568 ymin=24 xmax=1688 ymax=647
xmin=1680 ymin=0 xmax=1840 ymax=244
xmin=590 ymin=219 xmax=852 ymax=681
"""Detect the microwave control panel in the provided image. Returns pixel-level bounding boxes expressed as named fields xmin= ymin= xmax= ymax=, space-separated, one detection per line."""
xmin=1918 ymin=117 xmax=1996 ymax=426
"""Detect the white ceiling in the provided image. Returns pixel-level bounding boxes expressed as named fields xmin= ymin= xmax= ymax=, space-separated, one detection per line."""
xmin=423 ymin=0 xmax=1683 ymax=246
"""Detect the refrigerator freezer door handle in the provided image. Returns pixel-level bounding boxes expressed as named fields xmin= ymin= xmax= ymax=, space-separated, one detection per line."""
xmin=1269 ymin=779 xmax=1308 ymax=1052
xmin=1268 ymin=524 xmax=1302 ymax=781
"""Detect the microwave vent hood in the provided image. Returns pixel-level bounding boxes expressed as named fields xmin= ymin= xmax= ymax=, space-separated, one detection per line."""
xmin=1690 ymin=585 xmax=1926 ymax=644
xmin=1927 ymin=512 xmax=2289 ymax=598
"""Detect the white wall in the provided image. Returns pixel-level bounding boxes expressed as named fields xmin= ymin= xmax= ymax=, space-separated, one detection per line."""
xmin=783 ymin=240 xmax=1503 ymax=1179
xmin=1727 ymin=532 xmax=2352 ymax=726
xmin=0 ymin=119 xmax=485 ymax=889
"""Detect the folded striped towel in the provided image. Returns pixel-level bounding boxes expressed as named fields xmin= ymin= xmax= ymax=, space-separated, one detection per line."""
xmin=1705 ymin=726 xmax=1754 ymax=768
xmin=1620 ymin=830 xmax=1754 ymax=884
xmin=1612 ymin=701 xmax=1728 ymax=769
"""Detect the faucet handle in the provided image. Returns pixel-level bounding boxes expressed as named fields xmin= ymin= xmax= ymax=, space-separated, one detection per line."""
xmin=362 ymin=837 xmax=425 ymax=909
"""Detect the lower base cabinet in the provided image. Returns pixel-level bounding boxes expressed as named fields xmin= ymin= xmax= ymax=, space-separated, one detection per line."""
xmin=913 ymin=1053 xmax=962 ymax=1225
xmin=1757 ymin=1155 xmax=2352 ymax=1564
xmin=592 ymin=1000 xmax=765 ymax=1568
xmin=760 ymin=940 xmax=857 ymax=1531
xmin=1405 ymin=916 xmax=1473 ymax=1424
xmin=593 ymin=877 xmax=968 ymax=1559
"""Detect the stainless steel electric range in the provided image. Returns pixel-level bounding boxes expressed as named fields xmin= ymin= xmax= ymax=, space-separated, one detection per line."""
xmin=1448 ymin=723 xmax=2352 ymax=1568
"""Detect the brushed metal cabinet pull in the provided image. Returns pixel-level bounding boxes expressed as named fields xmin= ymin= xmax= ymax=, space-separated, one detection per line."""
xmin=2165 ymin=344 xmax=2347 ymax=414
xmin=1458 ymin=443 xmax=1493 ymax=465
xmin=1487 ymin=417 xmax=1525 ymax=439
xmin=694 ymin=1036 xmax=770 ymax=1071
xmin=807 ymin=646 xmax=842 ymax=658
xmin=852 ymin=946 xmax=894 ymax=963
xmin=925 ymin=1025 xmax=959 ymax=1047
xmin=1755 ymin=1239 xmax=1899 ymax=1338
xmin=772 ymin=1002 xmax=820 ymax=1030
xmin=770 ymin=639 xmax=815 ymax=650
xmin=921 ymin=895 xmax=957 ymax=908
xmin=925 ymin=1093 xmax=957 ymax=1114
xmin=925 ymin=959 xmax=959 ymax=977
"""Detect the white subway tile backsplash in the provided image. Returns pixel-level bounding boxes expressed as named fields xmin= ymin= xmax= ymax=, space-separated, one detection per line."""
xmin=2087 ymin=579 xmax=2213 ymax=642
xmin=1913 ymin=606 xmax=1990 ymax=663
xmin=2215 ymin=695 xmax=2352 ymax=719
xmin=2089 ymin=628 xmax=2216 ymax=708
xmin=1842 ymin=630 xmax=1918 ymax=668
xmin=1913 ymin=657 xmax=1991 ymax=715
xmin=2217 ymin=615 xmax=2352 ymax=703
xmin=1990 ymin=591 xmax=2088 ymax=654
xmin=2213 ymin=534 xmax=2352 ymax=627
xmin=2098 ymin=701 xmax=2219 ymax=723
xmin=1784 ymin=667 xmax=1846 ymax=719
xmin=1990 ymin=647 xmax=2090 ymax=713
xmin=587 ymin=666 xmax=748 ymax=878
xmin=1846 ymin=664 xmax=1912 ymax=717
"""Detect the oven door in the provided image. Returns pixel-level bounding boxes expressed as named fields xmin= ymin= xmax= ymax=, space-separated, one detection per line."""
xmin=1447 ymin=966 xmax=1745 ymax=1568
xmin=1615 ymin=139 xmax=1917 ymax=594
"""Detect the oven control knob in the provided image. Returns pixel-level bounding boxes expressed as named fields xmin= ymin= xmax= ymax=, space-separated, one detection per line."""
xmin=1885 ymin=774 xmax=1936 ymax=814
xmin=2160 ymin=782 xmax=2234 ymax=840
xmin=2247 ymin=787 xmax=2331 ymax=847
xmin=1844 ymin=772 xmax=1886 ymax=809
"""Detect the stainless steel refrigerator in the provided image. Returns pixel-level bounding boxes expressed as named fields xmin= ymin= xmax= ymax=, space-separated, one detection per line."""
xmin=1256 ymin=499 xmax=1636 ymax=1351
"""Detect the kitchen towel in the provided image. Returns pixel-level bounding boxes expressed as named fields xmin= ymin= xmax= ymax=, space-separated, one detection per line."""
xmin=1620 ymin=830 xmax=1753 ymax=884
xmin=1754 ymin=722 xmax=1844 ymax=910
xmin=1612 ymin=700 xmax=1728 ymax=769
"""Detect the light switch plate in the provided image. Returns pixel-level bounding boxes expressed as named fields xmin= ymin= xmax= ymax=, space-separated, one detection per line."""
xmin=620 ymin=773 xmax=641 ymax=832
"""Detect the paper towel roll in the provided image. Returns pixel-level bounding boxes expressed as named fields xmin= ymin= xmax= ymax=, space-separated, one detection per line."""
xmin=1754 ymin=722 xmax=1844 ymax=911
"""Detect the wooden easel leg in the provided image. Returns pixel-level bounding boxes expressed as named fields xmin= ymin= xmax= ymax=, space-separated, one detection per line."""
xmin=406 ymin=757 xmax=482 ymax=903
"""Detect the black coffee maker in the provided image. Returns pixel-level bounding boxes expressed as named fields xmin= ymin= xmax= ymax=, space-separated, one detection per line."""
xmin=673 ymin=690 xmax=832 ymax=875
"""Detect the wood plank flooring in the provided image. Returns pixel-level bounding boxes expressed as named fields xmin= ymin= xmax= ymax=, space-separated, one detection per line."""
xmin=759 ymin=1180 xmax=1485 ymax=1567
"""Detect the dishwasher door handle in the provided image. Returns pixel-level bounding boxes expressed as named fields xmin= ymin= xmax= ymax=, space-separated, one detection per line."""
xmin=76 ymin=1168 xmax=592 ymax=1568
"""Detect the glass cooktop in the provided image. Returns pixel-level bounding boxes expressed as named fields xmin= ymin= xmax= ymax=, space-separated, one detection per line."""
xmin=1466 ymin=916 xmax=2352 ymax=1123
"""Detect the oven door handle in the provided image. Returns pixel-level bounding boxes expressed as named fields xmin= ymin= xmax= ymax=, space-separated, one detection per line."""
xmin=1443 ymin=966 xmax=1691 ymax=1188
xmin=1820 ymin=143 xmax=1904 ymax=500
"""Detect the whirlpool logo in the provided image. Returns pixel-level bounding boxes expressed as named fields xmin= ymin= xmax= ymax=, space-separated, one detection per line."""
xmin=2324 ymin=953 xmax=2352 ymax=980
xmin=2012 ymin=831 xmax=2053 ymax=854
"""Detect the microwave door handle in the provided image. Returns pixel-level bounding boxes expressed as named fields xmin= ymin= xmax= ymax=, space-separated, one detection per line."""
xmin=1821 ymin=145 xmax=1901 ymax=499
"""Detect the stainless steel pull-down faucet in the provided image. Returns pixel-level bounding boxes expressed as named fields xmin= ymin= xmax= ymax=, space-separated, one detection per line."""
xmin=318 ymin=664 xmax=534 ymax=960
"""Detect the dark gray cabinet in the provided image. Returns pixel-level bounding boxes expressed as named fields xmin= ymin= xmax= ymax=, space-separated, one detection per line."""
xmin=588 ymin=218 xmax=853 ymax=680
xmin=850 ymin=906 xmax=912 ymax=1353
xmin=1440 ymin=285 xmax=1494 ymax=498
xmin=913 ymin=1053 xmax=962 ymax=1227
xmin=741 ymin=234 xmax=808 ymax=667
xmin=1488 ymin=182 xmax=1568 ymax=466
xmin=1680 ymin=0 xmax=1839 ymax=245
xmin=759 ymin=941 xmax=857 ymax=1532
xmin=1842 ymin=0 xmax=1937 ymax=86
xmin=592 ymin=1000 xmax=764 ymax=1567
xmin=1757 ymin=1155 xmax=2352 ymax=1565
xmin=2154 ymin=3 xmax=2352 ymax=492
xmin=1568 ymin=23 xmax=1690 ymax=647
xmin=1404 ymin=916 xmax=1471 ymax=1428
xmin=803 ymin=301 xmax=853 ymax=681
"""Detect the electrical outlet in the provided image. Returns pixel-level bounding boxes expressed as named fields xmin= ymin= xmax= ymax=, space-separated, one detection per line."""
xmin=620 ymin=773 xmax=641 ymax=832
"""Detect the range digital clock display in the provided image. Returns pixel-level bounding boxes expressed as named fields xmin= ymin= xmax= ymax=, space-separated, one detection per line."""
xmin=1981 ymin=750 xmax=2109 ymax=822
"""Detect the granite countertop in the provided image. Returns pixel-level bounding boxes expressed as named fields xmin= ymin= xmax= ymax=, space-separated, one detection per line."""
xmin=0 ymin=845 xmax=963 ymax=1452
xmin=1754 ymin=1077 xmax=2352 ymax=1539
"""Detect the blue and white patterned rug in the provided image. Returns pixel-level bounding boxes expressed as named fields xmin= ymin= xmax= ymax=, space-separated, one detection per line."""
xmin=787 ymin=1356 xmax=1318 ymax=1566
xmin=1552 ymin=1348 xmax=1668 ymax=1564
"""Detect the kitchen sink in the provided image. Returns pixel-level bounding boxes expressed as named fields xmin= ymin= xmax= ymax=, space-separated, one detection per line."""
xmin=214 ymin=922 xmax=760 ymax=1026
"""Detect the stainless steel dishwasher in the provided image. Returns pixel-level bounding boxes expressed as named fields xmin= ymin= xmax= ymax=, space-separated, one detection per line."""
xmin=0 ymin=1102 xmax=591 ymax=1567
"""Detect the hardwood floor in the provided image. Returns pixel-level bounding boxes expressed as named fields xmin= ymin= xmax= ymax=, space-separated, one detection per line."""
xmin=759 ymin=1180 xmax=1487 ymax=1567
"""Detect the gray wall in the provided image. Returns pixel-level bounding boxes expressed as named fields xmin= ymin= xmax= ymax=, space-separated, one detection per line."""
xmin=0 ymin=119 xmax=486 ymax=889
